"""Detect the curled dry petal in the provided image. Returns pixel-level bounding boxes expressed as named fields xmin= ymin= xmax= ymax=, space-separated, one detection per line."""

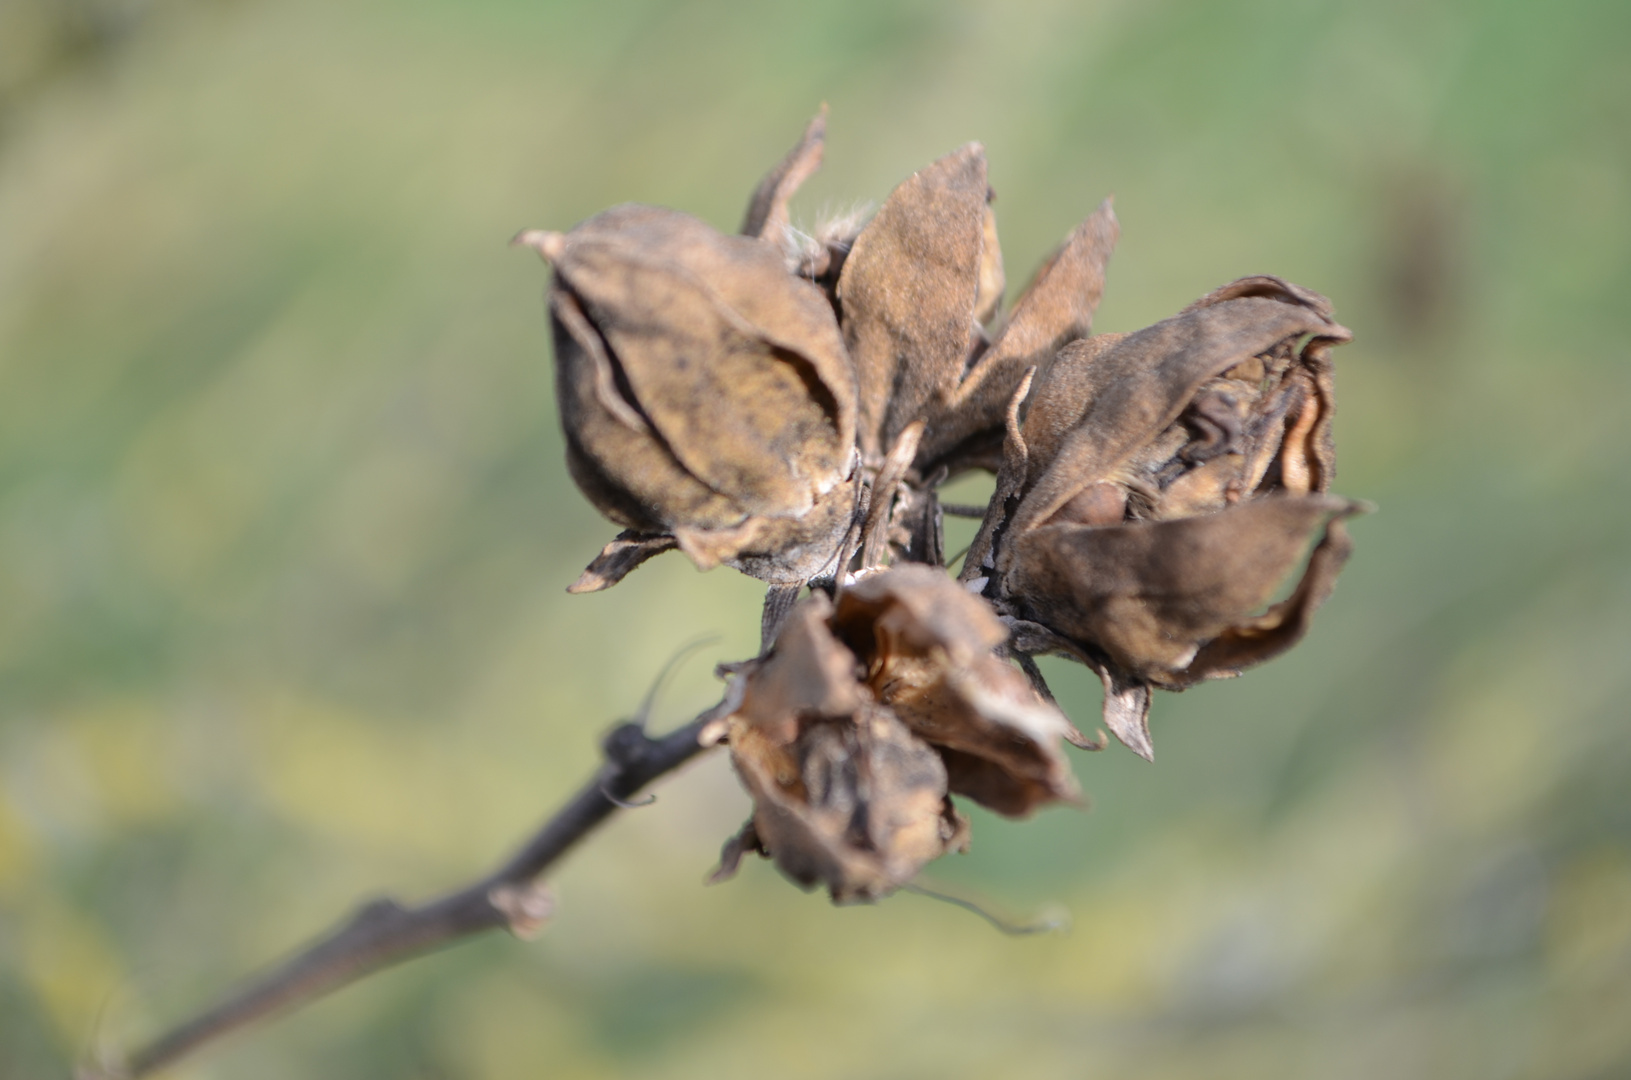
xmin=1007 ymin=283 xmax=1348 ymax=540
xmin=832 ymin=566 xmax=1080 ymax=816
xmin=525 ymin=203 xmax=861 ymax=585
xmin=1009 ymin=495 xmax=1365 ymax=688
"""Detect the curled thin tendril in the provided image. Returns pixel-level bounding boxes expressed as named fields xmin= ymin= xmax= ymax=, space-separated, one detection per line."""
xmin=632 ymin=633 xmax=723 ymax=728
xmin=901 ymin=881 xmax=1070 ymax=937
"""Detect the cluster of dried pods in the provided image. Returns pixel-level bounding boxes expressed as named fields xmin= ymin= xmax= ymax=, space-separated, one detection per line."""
xmin=518 ymin=109 xmax=1367 ymax=903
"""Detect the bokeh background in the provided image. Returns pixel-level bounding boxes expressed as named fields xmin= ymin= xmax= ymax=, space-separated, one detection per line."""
xmin=3 ymin=0 xmax=1629 ymax=1076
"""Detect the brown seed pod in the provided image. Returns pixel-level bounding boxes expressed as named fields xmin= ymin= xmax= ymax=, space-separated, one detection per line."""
xmin=518 ymin=203 xmax=860 ymax=588
xmin=713 ymin=568 xmax=1078 ymax=901
xmin=970 ymin=276 xmax=1367 ymax=759
xmin=715 ymin=591 xmax=965 ymax=903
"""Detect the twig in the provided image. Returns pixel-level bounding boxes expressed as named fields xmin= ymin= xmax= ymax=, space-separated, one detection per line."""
xmin=96 ymin=700 xmax=731 ymax=1079
xmin=938 ymin=502 xmax=989 ymax=519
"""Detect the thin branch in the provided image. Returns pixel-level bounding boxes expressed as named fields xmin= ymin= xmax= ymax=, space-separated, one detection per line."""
xmin=938 ymin=502 xmax=989 ymax=519
xmin=96 ymin=700 xmax=731 ymax=1079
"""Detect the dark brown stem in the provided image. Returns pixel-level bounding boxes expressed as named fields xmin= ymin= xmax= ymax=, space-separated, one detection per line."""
xmin=98 ymin=703 xmax=730 ymax=1079
xmin=938 ymin=502 xmax=988 ymax=519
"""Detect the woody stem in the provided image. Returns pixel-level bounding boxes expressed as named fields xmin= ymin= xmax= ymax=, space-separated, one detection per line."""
xmin=97 ymin=703 xmax=729 ymax=1079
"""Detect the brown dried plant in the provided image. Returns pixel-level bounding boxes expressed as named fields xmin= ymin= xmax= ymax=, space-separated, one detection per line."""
xmin=97 ymin=108 xmax=1367 ymax=1077
xmin=518 ymin=106 xmax=1367 ymax=895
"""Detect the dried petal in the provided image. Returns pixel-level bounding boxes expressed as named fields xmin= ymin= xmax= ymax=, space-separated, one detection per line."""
xmin=835 ymin=564 xmax=1002 ymax=654
xmin=837 ymin=144 xmax=990 ymax=458
xmin=735 ymin=593 xmax=865 ymax=739
xmin=724 ymin=591 xmax=964 ymax=901
xmin=1007 ymin=495 xmax=1365 ymax=687
xmin=1181 ymin=505 xmax=1360 ymax=681
xmin=832 ymin=566 xmax=1079 ymax=815
xmin=730 ymin=703 xmax=960 ymax=903
xmin=718 ymin=571 xmax=1078 ymax=899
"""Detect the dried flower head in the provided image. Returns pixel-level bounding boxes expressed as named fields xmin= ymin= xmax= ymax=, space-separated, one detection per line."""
xmin=712 ymin=567 xmax=1076 ymax=901
xmin=968 ymin=276 xmax=1368 ymax=759
xmin=518 ymin=109 xmax=1369 ymax=905
xmin=516 ymin=204 xmax=860 ymax=588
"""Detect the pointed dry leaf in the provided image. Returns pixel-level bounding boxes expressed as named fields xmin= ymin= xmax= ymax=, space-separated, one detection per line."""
xmin=1093 ymin=659 xmax=1155 ymax=761
xmin=567 ymin=531 xmax=680 ymax=594
xmin=741 ymin=106 xmax=827 ymax=242
xmin=708 ymin=819 xmax=765 ymax=885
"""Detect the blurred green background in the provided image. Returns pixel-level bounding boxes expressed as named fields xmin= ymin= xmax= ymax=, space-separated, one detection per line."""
xmin=3 ymin=0 xmax=1629 ymax=1076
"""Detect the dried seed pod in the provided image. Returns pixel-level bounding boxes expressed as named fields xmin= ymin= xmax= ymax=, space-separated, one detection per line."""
xmin=714 ymin=568 xmax=1077 ymax=901
xmin=719 ymin=592 xmax=966 ymax=903
xmin=973 ymin=276 xmax=1367 ymax=759
xmin=518 ymin=203 xmax=860 ymax=587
